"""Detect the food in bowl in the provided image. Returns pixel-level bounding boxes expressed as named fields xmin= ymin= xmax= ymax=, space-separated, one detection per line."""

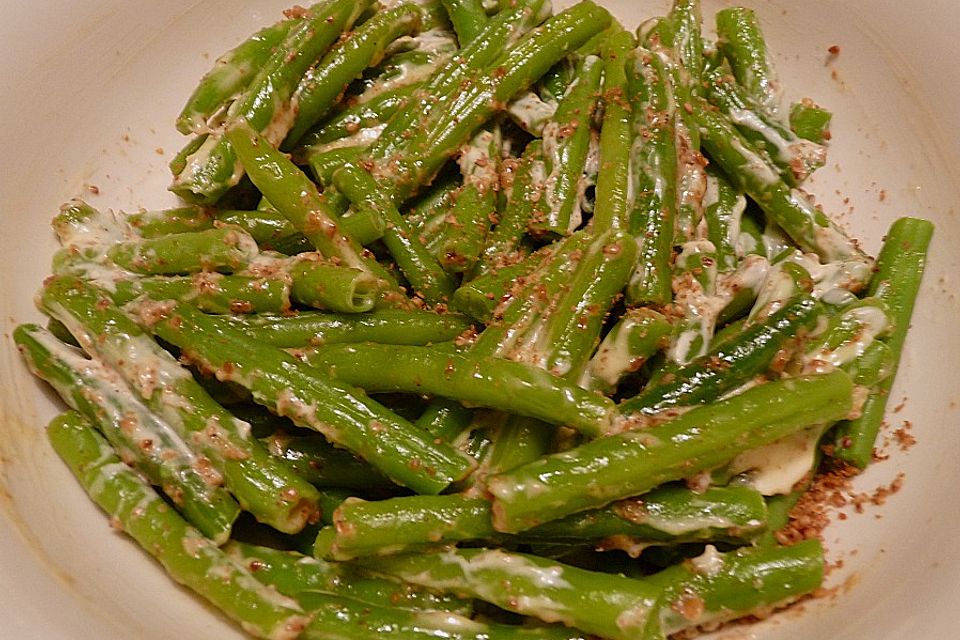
xmin=11 ymin=0 xmax=932 ymax=638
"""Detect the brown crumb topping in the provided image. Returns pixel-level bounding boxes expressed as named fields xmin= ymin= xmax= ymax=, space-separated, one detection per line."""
xmin=776 ymin=462 xmax=906 ymax=547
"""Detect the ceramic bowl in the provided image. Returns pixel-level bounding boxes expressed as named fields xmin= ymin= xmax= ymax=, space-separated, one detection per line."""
xmin=1 ymin=1 xmax=957 ymax=638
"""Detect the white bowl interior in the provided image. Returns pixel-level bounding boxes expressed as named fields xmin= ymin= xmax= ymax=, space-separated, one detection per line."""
xmin=1 ymin=1 xmax=958 ymax=638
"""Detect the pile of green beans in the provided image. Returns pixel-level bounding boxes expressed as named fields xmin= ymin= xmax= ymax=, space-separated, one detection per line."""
xmin=18 ymin=1 xmax=933 ymax=639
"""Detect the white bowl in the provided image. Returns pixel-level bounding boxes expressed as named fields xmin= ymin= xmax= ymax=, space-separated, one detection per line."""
xmin=1 ymin=1 xmax=957 ymax=638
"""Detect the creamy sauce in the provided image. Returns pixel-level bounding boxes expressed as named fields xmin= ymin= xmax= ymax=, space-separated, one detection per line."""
xmin=458 ymin=130 xmax=499 ymax=191
xmin=309 ymin=124 xmax=386 ymax=154
xmin=669 ymin=251 xmax=769 ymax=364
xmin=728 ymin=426 xmax=822 ymax=495
xmin=587 ymin=317 xmax=645 ymax=388
xmin=356 ymin=30 xmax=457 ymax=103
xmin=730 ymin=135 xmax=780 ymax=186
xmin=30 ymin=328 xmax=204 ymax=474
xmin=803 ymin=305 xmax=890 ymax=370
xmin=56 ymin=202 xmax=132 ymax=248
xmin=506 ymin=91 xmax=556 ymax=136
xmin=411 ymin=611 xmax=486 ymax=634
xmin=727 ymin=107 xmax=826 ymax=178
xmin=690 ymin=544 xmax=724 ymax=576
xmin=761 ymin=221 xmax=792 ymax=259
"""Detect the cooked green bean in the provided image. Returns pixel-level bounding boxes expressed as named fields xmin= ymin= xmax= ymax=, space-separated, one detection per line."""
xmin=176 ymin=18 xmax=299 ymax=135
xmin=223 ymin=308 xmax=471 ymax=348
xmin=47 ymin=411 xmax=313 ymax=637
xmin=301 ymin=343 xmax=616 ymax=436
xmin=41 ymin=277 xmax=322 ymax=534
xmin=312 ymin=485 xmax=766 ymax=560
xmin=139 ymin=298 xmax=475 ymax=494
xmin=171 ymin=0 xmax=372 ymax=204
xmin=16 ymin=325 xmax=241 ymax=543
xmin=489 ymin=371 xmax=853 ymax=531
xmin=833 ymin=217 xmax=933 ymax=467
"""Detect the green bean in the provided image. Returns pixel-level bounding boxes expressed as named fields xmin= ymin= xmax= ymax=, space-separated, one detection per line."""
xmin=224 ymin=541 xmax=470 ymax=613
xmin=662 ymin=240 xmax=722 ymax=366
xmin=15 ymin=325 xmax=241 ymax=544
xmin=47 ymin=411 xmax=312 ymax=638
xmin=348 ymin=35 xmax=457 ymax=106
xmin=642 ymin=5 xmax=707 ymax=245
xmin=626 ymin=47 xmax=677 ymax=306
xmin=126 ymin=205 xmax=216 ymax=237
xmin=261 ymin=431 xmax=389 ymax=491
xmin=833 ymin=217 xmax=933 ymax=467
xmin=171 ymin=0 xmax=372 ymax=204
xmin=17 ymin=4 xmax=939 ymax=639
xmin=659 ymin=0 xmax=705 ymax=92
xmin=470 ymin=140 xmax=544 ymax=278
xmin=42 ymin=278 xmax=322 ymax=533
xmin=301 ymin=343 xmax=616 ymax=436
xmin=406 ymin=172 xmax=462 ymax=232
xmin=432 ymin=129 xmax=499 ymax=274
xmin=300 ymin=595 xmax=585 ymax=640
xmin=620 ymin=295 xmax=822 ymax=416
xmin=313 ymin=485 xmax=766 ymax=560
xmin=140 ymin=299 xmax=475 ymax=494
xmin=525 ymin=485 xmax=767 ymax=546
xmin=288 ymin=258 xmax=382 ymax=313
xmin=376 ymin=1 xmax=612 ymax=204
xmin=54 ymin=414 xmax=568 ymax=640
xmin=223 ymin=309 xmax=471 ymax=348
xmin=169 ymin=133 xmax=207 ymax=176
xmin=582 ymin=308 xmax=672 ymax=392
xmin=746 ymin=257 xmax=813 ymax=322
xmin=112 ymin=273 xmax=290 ymax=314
xmin=414 ymin=399 xmax=474 ymax=442
xmin=357 ymin=547 xmax=661 ymax=640
xmin=691 ymin=96 xmax=870 ymax=265
xmin=461 ymin=230 xmax=618 ymax=478
xmin=843 ymin=339 xmax=895 ymax=387
xmin=800 ymin=298 xmax=891 ymax=371
xmin=702 ymin=165 xmax=747 ymax=272
xmin=442 ymin=0 xmax=489 ymax=45
xmin=528 ymin=54 xmax=603 ymax=237
xmin=790 ymin=99 xmax=833 ymax=144
xmin=453 ymin=255 xmax=543 ymax=324
xmin=704 ymin=67 xmax=826 ymax=184
xmin=538 ymin=58 xmax=576 ymax=105
xmin=296 ymin=84 xmax=419 ymax=151
xmin=283 ymin=4 xmax=424 ymax=148
xmin=523 ymin=230 xmax=638 ymax=378
xmin=337 ymin=208 xmax=387 ymax=246
xmin=216 ymin=209 xmax=312 ymax=254
xmin=308 ymin=146 xmax=366 ymax=188
xmin=367 ymin=0 xmax=552 ymax=161
xmin=312 ymin=494 xmax=495 ymax=560
xmin=225 ymin=119 xmax=398 ymax=288
xmin=646 ymin=540 xmax=824 ymax=635
xmin=333 ymin=161 xmax=457 ymax=302
xmin=105 ymin=227 xmax=259 ymax=275
xmin=473 ymin=231 xmax=592 ymax=356
xmin=488 ymin=371 xmax=853 ymax=531
xmin=715 ymin=7 xmax=782 ymax=116
xmin=481 ymin=414 xmax=556 ymax=478
xmin=592 ymin=28 xmax=636 ymax=232
xmin=52 ymin=199 xmax=125 ymax=247
xmin=177 ymin=18 xmax=298 ymax=134
xmin=484 ymin=229 xmax=635 ymax=480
